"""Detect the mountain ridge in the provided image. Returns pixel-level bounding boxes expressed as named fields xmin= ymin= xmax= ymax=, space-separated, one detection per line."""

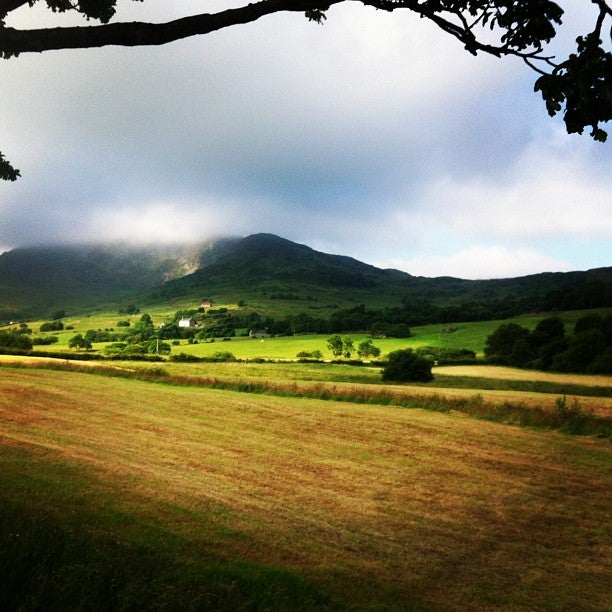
xmin=0 ymin=234 xmax=610 ymax=321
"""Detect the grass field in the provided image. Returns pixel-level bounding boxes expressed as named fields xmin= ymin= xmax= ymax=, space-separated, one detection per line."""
xmin=6 ymin=306 xmax=611 ymax=360
xmin=2 ymin=355 xmax=611 ymax=418
xmin=1 ymin=365 xmax=610 ymax=610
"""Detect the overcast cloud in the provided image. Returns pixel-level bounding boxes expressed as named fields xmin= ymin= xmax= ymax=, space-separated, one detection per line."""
xmin=0 ymin=1 xmax=610 ymax=278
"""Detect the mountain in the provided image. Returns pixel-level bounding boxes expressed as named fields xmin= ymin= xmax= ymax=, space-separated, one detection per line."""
xmin=154 ymin=233 xmax=402 ymax=291
xmin=0 ymin=239 xmax=240 ymax=319
xmin=152 ymin=234 xmax=612 ymax=320
xmin=0 ymin=233 xmax=610 ymax=322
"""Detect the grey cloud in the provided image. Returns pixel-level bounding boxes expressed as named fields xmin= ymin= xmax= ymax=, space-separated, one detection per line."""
xmin=0 ymin=2 xmax=609 ymax=277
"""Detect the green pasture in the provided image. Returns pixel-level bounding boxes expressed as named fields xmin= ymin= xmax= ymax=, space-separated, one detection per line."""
xmin=168 ymin=334 xmax=404 ymax=360
xmin=4 ymin=307 xmax=612 ymax=361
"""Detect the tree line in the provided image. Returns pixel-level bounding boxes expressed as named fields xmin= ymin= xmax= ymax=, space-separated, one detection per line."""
xmin=484 ymin=313 xmax=612 ymax=374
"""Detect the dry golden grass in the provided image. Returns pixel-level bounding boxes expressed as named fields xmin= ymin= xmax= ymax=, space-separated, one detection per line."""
xmin=436 ymin=364 xmax=612 ymax=388
xmin=2 ymin=354 xmax=610 ymax=417
xmin=393 ymin=381 xmax=612 ymax=415
xmin=1 ymin=366 xmax=610 ymax=610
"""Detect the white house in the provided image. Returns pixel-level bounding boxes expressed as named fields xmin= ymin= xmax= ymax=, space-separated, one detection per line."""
xmin=178 ymin=318 xmax=197 ymax=328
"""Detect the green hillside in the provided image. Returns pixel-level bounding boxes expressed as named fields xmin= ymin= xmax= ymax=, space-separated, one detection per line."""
xmin=0 ymin=233 xmax=610 ymax=324
xmin=0 ymin=239 xmax=240 ymax=319
xmin=151 ymin=234 xmax=612 ymax=322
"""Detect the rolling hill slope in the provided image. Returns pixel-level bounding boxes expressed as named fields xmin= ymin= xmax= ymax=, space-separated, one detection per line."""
xmin=152 ymin=233 xmax=612 ymax=318
xmin=0 ymin=239 xmax=239 ymax=318
xmin=0 ymin=233 xmax=610 ymax=321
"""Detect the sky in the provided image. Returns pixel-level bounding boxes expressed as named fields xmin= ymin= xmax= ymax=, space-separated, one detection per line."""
xmin=0 ymin=0 xmax=610 ymax=279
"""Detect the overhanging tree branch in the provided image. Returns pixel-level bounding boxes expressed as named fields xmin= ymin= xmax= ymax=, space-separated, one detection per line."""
xmin=0 ymin=0 xmax=610 ymax=179
xmin=0 ymin=0 xmax=343 ymax=54
xmin=0 ymin=0 xmax=29 ymax=20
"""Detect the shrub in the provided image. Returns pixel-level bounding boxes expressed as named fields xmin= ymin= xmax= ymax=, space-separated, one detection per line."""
xmin=68 ymin=334 xmax=92 ymax=350
xmin=170 ymin=353 xmax=201 ymax=363
xmin=103 ymin=342 xmax=127 ymax=356
xmin=40 ymin=320 xmax=64 ymax=332
xmin=31 ymin=335 xmax=59 ymax=345
xmin=296 ymin=350 xmax=323 ymax=360
xmin=0 ymin=329 xmax=33 ymax=350
xmin=357 ymin=340 xmax=381 ymax=359
xmin=484 ymin=323 xmax=531 ymax=366
xmin=381 ymin=349 xmax=433 ymax=383
xmin=416 ymin=346 xmax=476 ymax=362
xmin=209 ymin=351 xmax=237 ymax=362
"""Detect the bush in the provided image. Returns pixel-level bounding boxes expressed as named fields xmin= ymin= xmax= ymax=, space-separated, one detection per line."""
xmin=68 ymin=334 xmax=92 ymax=350
xmin=381 ymin=349 xmax=433 ymax=383
xmin=31 ymin=335 xmax=59 ymax=345
xmin=209 ymin=351 xmax=237 ymax=362
xmin=40 ymin=320 xmax=64 ymax=332
xmin=0 ymin=329 xmax=33 ymax=350
xmin=369 ymin=322 xmax=412 ymax=338
xmin=169 ymin=353 xmax=201 ymax=363
xmin=416 ymin=346 xmax=476 ymax=362
xmin=296 ymin=350 xmax=323 ymax=359
xmin=102 ymin=342 xmax=127 ymax=356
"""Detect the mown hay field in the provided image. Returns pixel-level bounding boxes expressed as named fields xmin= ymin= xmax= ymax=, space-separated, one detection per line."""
xmin=435 ymin=364 xmax=612 ymax=387
xmin=1 ymin=366 xmax=610 ymax=610
xmin=2 ymin=355 xmax=611 ymax=417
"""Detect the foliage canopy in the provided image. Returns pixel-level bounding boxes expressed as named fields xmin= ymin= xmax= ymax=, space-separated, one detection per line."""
xmin=381 ymin=348 xmax=434 ymax=382
xmin=0 ymin=0 xmax=610 ymax=179
xmin=484 ymin=314 xmax=612 ymax=373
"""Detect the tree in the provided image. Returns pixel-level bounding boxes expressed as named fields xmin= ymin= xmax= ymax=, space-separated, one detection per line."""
xmin=342 ymin=336 xmax=355 ymax=358
xmin=529 ymin=316 xmax=567 ymax=369
xmin=0 ymin=0 xmax=609 ymax=179
xmin=551 ymin=327 xmax=606 ymax=372
xmin=357 ymin=339 xmax=381 ymax=359
xmin=327 ymin=334 xmax=344 ymax=357
xmin=530 ymin=317 xmax=565 ymax=347
xmin=381 ymin=349 xmax=433 ymax=383
xmin=68 ymin=333 xmax=92 ymax=350
xmin=484 ymin=322 xmax=531 ymax=366
xmin=0 ymin=328 xmax=33 ymax=350
xmin=131 ymin=313 xmax=155 ymax=339
xmin=40 ymin=320 xmax=64 ymax=332
xmin=573 ymin=313 xmax=604 ymax=334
